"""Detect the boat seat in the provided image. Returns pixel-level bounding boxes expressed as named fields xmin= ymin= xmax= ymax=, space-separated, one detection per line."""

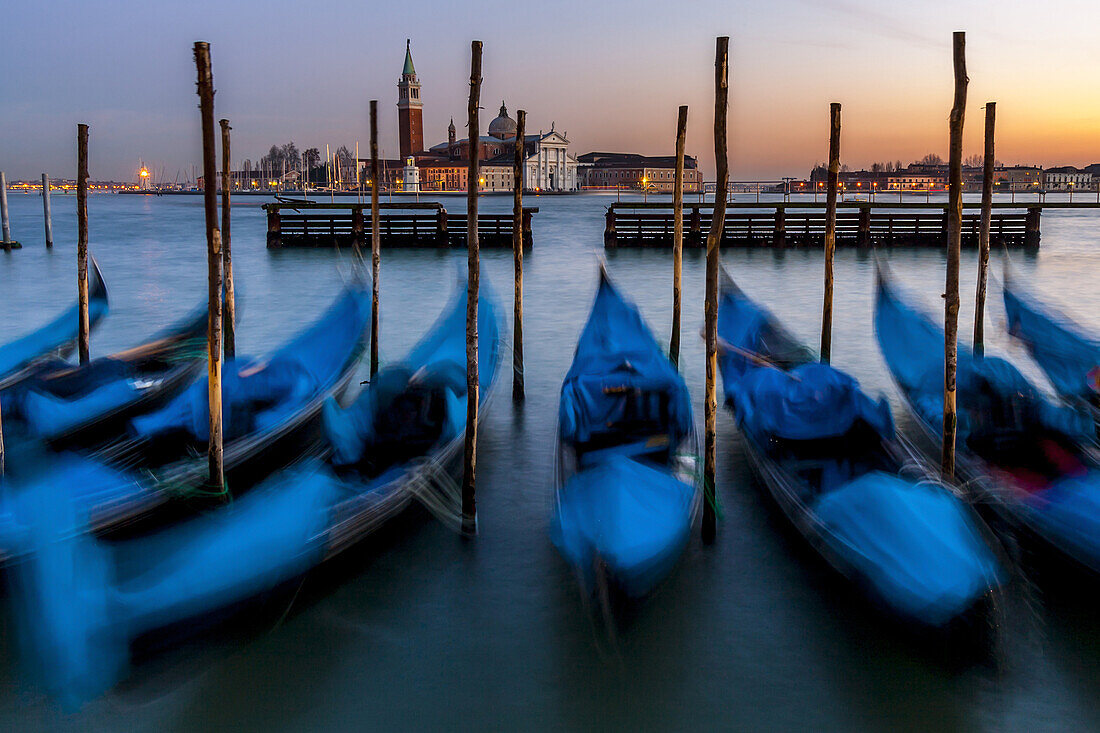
xmin=578 ymin=434 xmax=670 ymax=468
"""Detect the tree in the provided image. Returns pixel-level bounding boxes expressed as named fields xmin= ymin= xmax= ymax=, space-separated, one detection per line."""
xmin=895 ymin=160 xmax=904 ymax=172
xmin=871 ymin=162 xmax=883 ymax=173
xmin=302 ymin=147 xmax=321 ymax=184
xmin=281 ymin=142 xmax=301 ymax=171
xmin=964 ymin=153 xmax=983 ymax=167
xmin=918 ymin=153 xmax=944 ymax=166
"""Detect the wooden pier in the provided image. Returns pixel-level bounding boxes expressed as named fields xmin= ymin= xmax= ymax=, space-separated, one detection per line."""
xmin=603 ymin=202 xmax=1062 ymax=248
xmin=263 ymin=202 xmax=536 ymax=249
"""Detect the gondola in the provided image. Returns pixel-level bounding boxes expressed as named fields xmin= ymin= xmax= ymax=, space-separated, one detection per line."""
xmin=552 ymin=266 xmax=701 ymax=601
xmin=0 ymin=258 xmax=109 ymax=390
xmin=718 ymin=271 xmax=1003 ymax=628
xmin=0 ymin=301 xmax=208 ymax=449
xmin=875 ymin=266 xmax=1100 ymax=575
xmin=8 ymin=270 xmax=502 ymax=705
xmin=0 ymin=277 xmax=371 ymax=562
xmin=1003 ymin=268 xmax=1100 ymax=431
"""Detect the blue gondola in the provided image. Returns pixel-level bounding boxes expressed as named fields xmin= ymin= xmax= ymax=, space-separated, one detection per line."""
xmin=0 ymin=258 xmax=109 ymax=390
xmin=1003 ymin=268 xmax=1100 ymax=430
xmin=0 ymin=277 xmax=371 ymax=562
xmin=876 ymin=267 xmax=1100 ymax=575
xmin=7 ymin=270 xmax=501 ymax=705
xmin=552 ymin=267 xmax=700 ymax=600
xmin=719 ymin=270 xmax=1003 ymax=628
xmin=0 ymin=300 xmax=208 ymax=448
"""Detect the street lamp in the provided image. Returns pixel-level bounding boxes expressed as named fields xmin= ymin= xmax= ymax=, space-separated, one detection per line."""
xmin=642 ymin=176 xmax=648 ymax=203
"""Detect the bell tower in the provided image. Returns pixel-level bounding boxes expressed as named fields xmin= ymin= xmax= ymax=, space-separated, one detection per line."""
xmin=397 ymin=39 xmax=423 ymax=158
xmin=448 ymin=118 xmax=457 ymax=160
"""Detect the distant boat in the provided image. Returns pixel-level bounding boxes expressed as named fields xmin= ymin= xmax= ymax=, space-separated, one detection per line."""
xmin=552 ymin=266 xmax=701 ymax=602
xmin=1003 ymin=268 xmax=1100 ymax=431
xmin=6 ymin=270 xmax=502 ymax=705
xmin=876 ymin=266 xmax=1100 ymax=576
xmin=0 ymin=258 xmax=108 ymax=390
xmin=718 ymin=270 xmax=1003 ymax=628
xmin=0 ymin=299 xmax=208 ymax=448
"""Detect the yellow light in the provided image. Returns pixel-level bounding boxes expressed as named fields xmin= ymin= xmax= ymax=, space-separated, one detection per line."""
xmin=139 ymin=168 xmax=149 ymax=178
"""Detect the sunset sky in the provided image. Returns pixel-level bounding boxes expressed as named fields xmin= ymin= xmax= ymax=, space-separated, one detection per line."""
xmin=2 ymin=0 xmax=1098 ymax=181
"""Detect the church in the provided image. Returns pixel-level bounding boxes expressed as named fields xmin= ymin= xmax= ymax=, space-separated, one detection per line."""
xmin=396 ymin=40 xmax=579 ymax=192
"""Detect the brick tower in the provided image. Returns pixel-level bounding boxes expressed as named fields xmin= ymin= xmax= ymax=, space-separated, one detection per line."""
xmin=397 ymin=39 xmax=423 ymax=159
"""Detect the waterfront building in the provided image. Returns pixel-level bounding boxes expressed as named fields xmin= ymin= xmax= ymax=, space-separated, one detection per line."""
xmin=1043 ymin=166 xmax=1093 ymax=190
xmin=578 ymin=152 xmax=703 ymax=193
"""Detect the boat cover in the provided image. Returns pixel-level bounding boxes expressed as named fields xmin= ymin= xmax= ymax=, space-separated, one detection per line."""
xmin=551 ymin=454 xmax=694 ymax=598
xmin=560 ymin=276 xmax=692 ymax=445
xmin=324 ymin=272 xmax=499 ymax=466
xmin=717 ymin=277 xmax=814 ymax=389
xmin=1022 ymin=470 xmax=1100 ymax=571
xmin=876 ymin=279 xmax=1092 ymax=444
xmin=130 ymin=283 xmax=370 ymax=442
xmin=814 ymin=471 xmax=1002 ymax=626
xmin=7 ymin=459 xmax=341 ymax=706
xmin=1004 ymin=283 xmax=1100 ymax=401
xmin=728 ymin=362 xmax=893 ymax=443
xmin=0 ymin=261 xmax=109 ymax=381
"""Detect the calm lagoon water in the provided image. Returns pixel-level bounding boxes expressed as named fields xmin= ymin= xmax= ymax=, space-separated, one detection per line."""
xmin=1 ymin=190 xmax=1100 ymax=730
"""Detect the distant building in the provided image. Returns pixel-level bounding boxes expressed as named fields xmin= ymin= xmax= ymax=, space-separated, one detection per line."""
xmin=995 ymin=165 xmax=1044 ymax=189
xmin=397 ymin=40 xmax=423 ymax=159
xmin=1043 ymin=166 xmax=1093 ymax=190
xmin=578 ymin=152 xmax=703 ymax=192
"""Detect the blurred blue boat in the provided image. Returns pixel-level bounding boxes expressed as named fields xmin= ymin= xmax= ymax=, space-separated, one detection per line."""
xmin=0 ymin=300 xmax=208 ymax=448
xmin=8 ymin=268 xmax=501 ymax=705
xmin=719 ymin=271 xmax=1003 ymax=628
xmin=876 ymin=267 xmax=1100 ymax=576
xmin=1003 ymin=269 xmax=1100 ymax=431
xmin=0 ymin=278 xmax=370 ymax=562
xmin=0 ymin=258 xmax=108 ymax=390
xmin=552 ymin=267 xmax=700 ymax=600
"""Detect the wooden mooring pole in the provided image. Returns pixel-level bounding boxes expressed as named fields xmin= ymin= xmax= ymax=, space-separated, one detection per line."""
xmin=41 ymin=174 xmax=53 ymax=248
xmin=943 ymin=31 xmax=967 ymax=479
xmin=220 ymin=119 xmax=236 ymax=358
xmin=462 ymin=40 xmax=483 ymax=536
xmin=670 ymin=105 xmax=688 ymax=368
xmin=973 ymin=102 xmax=995 ymax=357
xmin=77 ymin=125 xmax=90 ymax=364
xmin=703 ymin=36 xmax=729 ymax=544
xmin=512 ymin=108 xmax=526 ymax=400
xmin=370 ymin=100 xmax=381 ymax=377
xmin=821 ymin=103 xmax=841 ymax=363
xmin=195 ymin=41 xmax=224 ymax=491
xmin=0 ymin=172 xmax=10 ymax=252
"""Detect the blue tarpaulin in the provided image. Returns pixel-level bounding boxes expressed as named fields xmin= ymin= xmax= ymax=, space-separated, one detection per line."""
xmin=559 ymin=276 xmax=692 ymax=445
xmin=876 ymin=278 xmax=1092 ymax=444
xmin=814 ymin=471 xmax=1003 ymax=626
xmin=551 ymin=454 xmax=695 ymax=598
xmin=730 ymin=362 xmax=894 ymax=443
xmin=1004 ymin=282 xmax=1100 ymax=401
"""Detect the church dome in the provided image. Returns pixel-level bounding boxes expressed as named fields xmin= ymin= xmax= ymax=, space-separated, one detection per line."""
xmin=488 ymin=102 xmax=517 ymax=140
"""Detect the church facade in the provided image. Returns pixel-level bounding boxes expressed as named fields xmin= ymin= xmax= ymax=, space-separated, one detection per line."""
xmin=398 ymin=42 xmax=578 ymax=192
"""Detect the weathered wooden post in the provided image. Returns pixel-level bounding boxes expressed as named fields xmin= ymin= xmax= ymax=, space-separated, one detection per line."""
xmin=77 ymin=125 xmax=91 ymax=364
xmin=0 ymin=172 xmax=11 ymax=252
xmin=821 ymin=102 xmax=841 ymax=363
xmin=41 ymin=174 xmax=53 ymax=248
xmin=690 ymin=205 xmax=702 ymax=245
xmin=973 ymin=102 xmax=995 ymax=357
xmin=195 ymin=41 xmax=224 ymax=491
xmin=703 ymin=36 xmax=729 ymax=544
xmin=462 ymin=40 xmax=483 ymax=536
xmin=604 ymin=206 xmax=617 ymax=247
xmin=772 ymin=205 xmax=786 ymax=249
xmin=1024 ymin=206 xmax=1041 ymax=248
xmin=857 ymin=205 xmax=871 ymax=247
xmin=219 ymin=119 xmax=237 ymax=358
xmin=266 ymin=207 xmax=281 ymax=249
xmin=943 ymin=31 xmax=967 ymax=479
xmin=670 ymin=105 xmax=688 ymax=368
xmin=370 ymin=99 xmax=381 ymax=376
xmin=437 ymin=207 xmax=449 ymax=246
xmin=512 ymin=109 xmax=527 ymax=400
